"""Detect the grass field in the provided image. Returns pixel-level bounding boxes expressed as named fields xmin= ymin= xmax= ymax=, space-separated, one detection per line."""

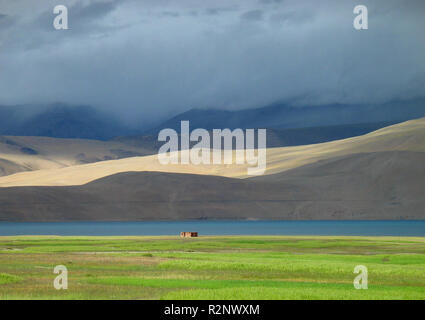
xmin=0 ymin=235 xmax=424 ymax=300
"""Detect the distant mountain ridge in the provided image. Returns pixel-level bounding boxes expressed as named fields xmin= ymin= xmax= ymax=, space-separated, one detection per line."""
xmin=147 ymin=99 xmax=425 ymax=134
xmin=0 ymin=103 xmax=133 ymax=140
xmin=1 ymin=99 xmax=424 ymax=141
xmin=116 ymin=121 xmax=399 ymax=149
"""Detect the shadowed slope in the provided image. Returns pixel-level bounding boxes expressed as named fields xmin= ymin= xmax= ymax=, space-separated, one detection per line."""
xmin=0 ymin=151 xmax=424 ymax=221
xmin=0 ymin=117 xmax=424 ymax=187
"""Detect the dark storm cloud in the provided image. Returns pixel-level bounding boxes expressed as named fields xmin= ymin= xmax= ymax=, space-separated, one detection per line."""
xmin=4 ymin=0 xmax=129 ymax=51
xmin=34 ymin=0 xmax=124 ymax=33
xmin=205 ymin=6 xmax=239 ymax=16
xmin=240 ymin=9 xmax=263 ymax=21
xmin=269 ymin=9 xmax=315 ymax=26
xmin=259 ymin=0 xmax=284 ymax=4
xmin=0 ymin=0 xmax=424 ymax=124
xmin=161 ymin=11 xmax=180 ymax=18
xmin=0 ymin=13 xmax=16 ymax=29
xmin=70 ymin=0 xmax=123 ymax=22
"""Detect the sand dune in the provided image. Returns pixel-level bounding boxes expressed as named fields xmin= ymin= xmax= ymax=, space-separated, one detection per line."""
xmin=0 ymin=117 xmax=424 ymax=187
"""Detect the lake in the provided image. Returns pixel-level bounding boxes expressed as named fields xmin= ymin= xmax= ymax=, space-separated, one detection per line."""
xmin=0 ymin=221 xmax=424 ymax=236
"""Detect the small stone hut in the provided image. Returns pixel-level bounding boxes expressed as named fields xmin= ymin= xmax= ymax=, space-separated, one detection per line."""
xmin=180 ymin=232 xmax=198 ymax=238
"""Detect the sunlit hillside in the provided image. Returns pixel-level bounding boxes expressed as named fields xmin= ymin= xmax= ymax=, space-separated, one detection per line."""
xmin=0 ymin=135 xmax=155 ymax=176
xmin=0 ymin=117 xmax=423 ymax=187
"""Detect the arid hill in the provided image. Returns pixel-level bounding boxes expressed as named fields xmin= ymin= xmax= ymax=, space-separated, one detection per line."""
xmin=0 ymin=117 xmax=423 ymax=187
xmin=0 ymin=150 xmax=423 ymax=221
xmin=0 ymin=118 xmax=423 ymax=221
xmin=0 ymin=135 xmax=155 ymax=177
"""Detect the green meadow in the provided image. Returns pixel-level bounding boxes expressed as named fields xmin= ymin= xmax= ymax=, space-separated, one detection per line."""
xmin=0 ymin=235 xmax=424 ymax=300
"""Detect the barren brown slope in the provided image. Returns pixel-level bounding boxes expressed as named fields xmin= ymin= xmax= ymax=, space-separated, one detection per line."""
xmin=0 ymin=135 xmax=156 ymax=177
xmin=0 ymin=117 xmax=424 ymax=187
xmin=0 ymin=151 xmax=424 ymax=221
xmin=252 ymin=151 xmax=425 ymax=220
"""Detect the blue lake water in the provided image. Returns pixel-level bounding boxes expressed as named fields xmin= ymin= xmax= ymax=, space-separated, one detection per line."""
xmin=0 ymin=221 xmax=424 ymax=236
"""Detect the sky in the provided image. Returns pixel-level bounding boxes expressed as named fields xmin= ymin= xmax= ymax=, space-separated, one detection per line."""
xmin=0 ymin=0 xmax=424 ymax=124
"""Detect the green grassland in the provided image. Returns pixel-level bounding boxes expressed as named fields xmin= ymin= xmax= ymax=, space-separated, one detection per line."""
xmin=0 ymin=235 xmax=424 ymax=300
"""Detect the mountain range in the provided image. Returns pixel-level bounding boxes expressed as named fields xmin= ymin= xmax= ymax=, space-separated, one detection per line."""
xmin=0 ymin=117 xmax=424 ymax=221
xmin=146 ymin=99 xmax=425 ymax=133
xmin=0 ymin=104 xmax=132 ymax=140
xmin=2 ymin=99 xmax=425 ymax=140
